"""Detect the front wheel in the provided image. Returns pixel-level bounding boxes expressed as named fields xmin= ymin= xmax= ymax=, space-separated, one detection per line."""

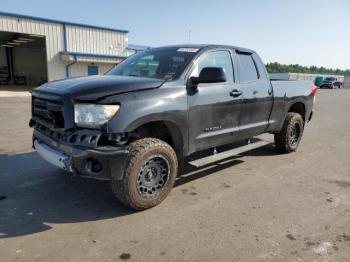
xmin=111 ymin=138 xmax=178 ymax=210
xmin=274 ymin=112 xmax=304 ymax=153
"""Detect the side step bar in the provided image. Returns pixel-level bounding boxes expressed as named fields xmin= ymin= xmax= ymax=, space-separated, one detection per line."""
xmin=188 ymin=140 xmax=271 ymax=168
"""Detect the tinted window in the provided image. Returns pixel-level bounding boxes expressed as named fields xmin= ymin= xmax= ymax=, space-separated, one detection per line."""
xmin=238 ymin=54 xmax=259 ymax=82
xmin=107 ymin=48 xmax=196 ymax=80
xmin=191 ymin=50 xmax=234 ymax=83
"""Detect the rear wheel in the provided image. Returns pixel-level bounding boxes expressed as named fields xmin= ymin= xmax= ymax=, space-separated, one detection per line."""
xmin=111 ymin=138 xmax=178 ymax=210
xmin=274 ymin=112 xmax=304 ymax=153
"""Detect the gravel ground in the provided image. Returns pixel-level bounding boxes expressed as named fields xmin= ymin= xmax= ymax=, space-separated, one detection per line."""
xmin=0 ymin=89 xmax=350 ymax=262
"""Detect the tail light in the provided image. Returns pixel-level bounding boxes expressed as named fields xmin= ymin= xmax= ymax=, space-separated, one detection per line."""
xmin=311 ymin=85 xmax=318 ymax=96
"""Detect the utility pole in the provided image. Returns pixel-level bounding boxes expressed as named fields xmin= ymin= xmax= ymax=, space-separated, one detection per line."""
xmin=188 ymin=30 xmax=192 ymax=43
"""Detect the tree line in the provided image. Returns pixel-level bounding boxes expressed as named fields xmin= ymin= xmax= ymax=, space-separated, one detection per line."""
xmin=266 ymin=62 xmax=350 ymax=76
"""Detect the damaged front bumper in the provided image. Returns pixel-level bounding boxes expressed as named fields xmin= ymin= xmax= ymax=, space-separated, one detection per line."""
xmin=33 ymin=128 xmax=129 ymax=180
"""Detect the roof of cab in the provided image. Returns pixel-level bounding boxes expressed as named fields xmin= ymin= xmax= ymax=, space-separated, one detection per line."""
xmin=152 ymin=44 xmax=255 ymax=54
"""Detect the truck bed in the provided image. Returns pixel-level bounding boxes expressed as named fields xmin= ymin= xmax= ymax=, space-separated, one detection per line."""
xmin=267 ymin=80 xmax=314 ymax=132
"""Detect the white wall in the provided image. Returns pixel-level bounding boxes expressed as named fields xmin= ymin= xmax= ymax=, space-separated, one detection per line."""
xmin=269 ymin=73 xmax=289 ymax=80
xmin=0 ymin=15 xmax=66 ymax=81
xmin=69 ymin=62 xmax=114 ymax=77
xmin=0 ymin=14 xmax=129 ymax=82
xmin=66 ymin=25 xmax=128 ymax=56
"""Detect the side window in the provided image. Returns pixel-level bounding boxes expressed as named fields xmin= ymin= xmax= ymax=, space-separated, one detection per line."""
xmin=237 ymin=54 xmax=259 ymax=82
xmin=191 ymin=50 xmax=234 ymax=83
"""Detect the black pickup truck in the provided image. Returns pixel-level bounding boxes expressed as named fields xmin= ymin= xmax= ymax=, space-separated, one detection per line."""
xmin=320 ymin=77 xmax=343 ymax=89
xmin=30 ymin=45 xmax=317 ymax=210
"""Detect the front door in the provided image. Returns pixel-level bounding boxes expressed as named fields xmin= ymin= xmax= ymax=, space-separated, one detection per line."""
xmin=187 ymin=50 xmax=241 ymax=153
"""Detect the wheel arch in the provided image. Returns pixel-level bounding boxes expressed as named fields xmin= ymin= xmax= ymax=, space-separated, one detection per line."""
xmin=288 ymin=102 xmax=306 ymax=122
xmin=128 ymin=119 xmax=186 ymax=160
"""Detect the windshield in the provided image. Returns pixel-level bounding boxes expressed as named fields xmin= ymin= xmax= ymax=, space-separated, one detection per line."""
xmin=107 ymin=48 xmax=198 ymax=80
xmin=325 ymin=77 xmax=336 ymax=81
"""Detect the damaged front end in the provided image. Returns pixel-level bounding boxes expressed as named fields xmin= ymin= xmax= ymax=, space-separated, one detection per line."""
xmin=29 ymin=91 xmax=129 ymax=181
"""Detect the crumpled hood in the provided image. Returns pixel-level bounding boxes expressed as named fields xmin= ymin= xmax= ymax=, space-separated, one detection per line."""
xmin=33 ymin=75 xmax=166 ymax=101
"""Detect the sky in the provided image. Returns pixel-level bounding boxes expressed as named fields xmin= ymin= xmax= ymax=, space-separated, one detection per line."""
xmin=1 ymin=0 xmax=349 ymax=70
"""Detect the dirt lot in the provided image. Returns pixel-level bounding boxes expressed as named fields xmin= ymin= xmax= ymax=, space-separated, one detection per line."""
xmin=1 ymin=90 xmax=350 ymax=262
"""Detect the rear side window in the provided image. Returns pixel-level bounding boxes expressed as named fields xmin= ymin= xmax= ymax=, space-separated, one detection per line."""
xmin=237 ymin=54 xmax=259 ymax=82
xmin=191 ymin=50 xmax=234 ymax=83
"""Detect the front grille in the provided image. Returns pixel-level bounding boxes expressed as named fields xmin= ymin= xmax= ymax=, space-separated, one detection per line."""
xmin=32 ymin=121 xmax=101 ymax=148
xmin=32 ymin=98 xmax=65 ymax=128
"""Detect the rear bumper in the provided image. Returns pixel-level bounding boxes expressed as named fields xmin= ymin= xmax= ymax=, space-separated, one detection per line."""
xmin=33 ymin=129 xmax=129 ymax=180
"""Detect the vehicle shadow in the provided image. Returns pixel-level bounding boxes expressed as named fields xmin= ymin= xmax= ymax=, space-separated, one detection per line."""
xmin=0 ymin=85 xmax=36 ymax=92
xmin=0 ymin=143 xmax=276 ymax=238
xmin=176 ymin=158 xmax=244 ymax=187
xmin=176 ymin=142 xmax=276 ymax=187
xmin=0 ymin=151 xmax=132 ymax=239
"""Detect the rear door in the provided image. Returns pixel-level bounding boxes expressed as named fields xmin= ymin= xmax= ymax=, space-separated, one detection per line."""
xmin=187 ymin=49 xmax=242 ymax=153
xmin=236 ymin=52 xmax=273 ymax=138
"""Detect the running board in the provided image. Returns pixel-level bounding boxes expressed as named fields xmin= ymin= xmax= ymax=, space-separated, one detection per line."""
xmin=188 ymin=140 xmax=271 ymax=168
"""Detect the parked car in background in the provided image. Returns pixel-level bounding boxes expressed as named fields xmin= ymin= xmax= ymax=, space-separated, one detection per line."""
xmin=314 ymin=76 xmax=325 ymax=87
xmin=320 ymin=77 xmax=343 ymax=89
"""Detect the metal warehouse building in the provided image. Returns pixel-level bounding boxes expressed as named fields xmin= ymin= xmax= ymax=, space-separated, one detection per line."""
xmin=0 ymin=12 xmax=141 ymax=87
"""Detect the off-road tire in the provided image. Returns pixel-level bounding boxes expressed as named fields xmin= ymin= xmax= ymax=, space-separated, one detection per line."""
xmin=274 ymin=112 xmax=304 ymax=153
xmin=111 ymin=138 xmax=178 ymax=210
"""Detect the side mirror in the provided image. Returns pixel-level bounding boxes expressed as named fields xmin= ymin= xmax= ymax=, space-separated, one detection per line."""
xmin=190 ymin=67 xmax=227 ymax=84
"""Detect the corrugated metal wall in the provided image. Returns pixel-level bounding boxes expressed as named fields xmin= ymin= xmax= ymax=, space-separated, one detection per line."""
xmin=66 ymin=25 xmax=128 ymax=56
xmin=70 ymin=63 xmax=113 ymax=77
xmin=65 ymin=25 xmax=128 ymax=77
xmin=0 ymin=14 xmax=66 ymax=81
xmin=77 ymin=56 xmax=122 ymax=64
xmin=0 ymin=13 xmax=129 ymax=81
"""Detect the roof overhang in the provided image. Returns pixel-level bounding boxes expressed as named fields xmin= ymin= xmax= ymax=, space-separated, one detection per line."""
xmin=0 ymin=11 xmax=129 ymax=33
xmin=60 ymin=52 xmax=126 ymax=64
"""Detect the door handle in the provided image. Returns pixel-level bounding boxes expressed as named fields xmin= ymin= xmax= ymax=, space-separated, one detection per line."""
xmin=230 ymin=90 xmax=242 ymax=98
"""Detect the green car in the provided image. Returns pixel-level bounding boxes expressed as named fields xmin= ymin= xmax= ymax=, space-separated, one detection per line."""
xmin=314 ymin=76 xmax=324 ymax=87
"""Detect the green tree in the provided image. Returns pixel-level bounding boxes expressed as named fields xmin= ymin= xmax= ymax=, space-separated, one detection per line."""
xmin=266 ymin=62 xmax=350 ymax=76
